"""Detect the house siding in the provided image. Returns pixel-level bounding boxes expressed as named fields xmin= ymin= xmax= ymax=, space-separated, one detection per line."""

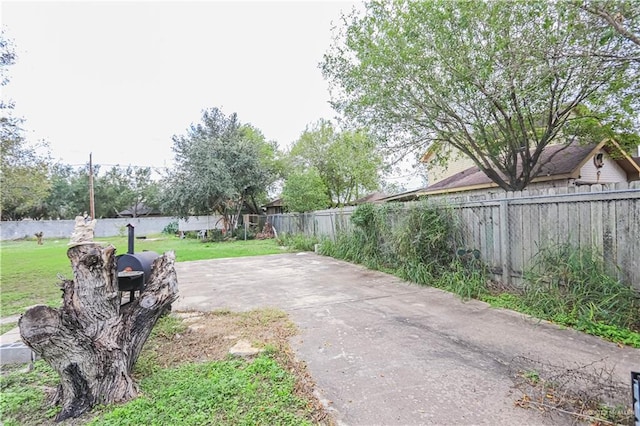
xmin=427 ymin=148 xmax=476 ymax=183
xmin=578 ymin=150 xmax=627 ymax=183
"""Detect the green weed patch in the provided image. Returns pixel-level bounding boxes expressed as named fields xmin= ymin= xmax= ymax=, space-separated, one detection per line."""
xmin=90 ymin=356 xmax=312 ymax=426
xmin=523 ymin=243 xmax=640 ymax=331
xmin=277 ymin=234 xmax=319 ymax=252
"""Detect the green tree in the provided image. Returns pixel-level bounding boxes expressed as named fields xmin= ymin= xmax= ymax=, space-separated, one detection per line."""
xmin=95 ymin=166 xmax=161 ymax=218
xmin=566 ymin=105 xmax=640 ymax=156
xmin=163 ymin=107 xmax=275 ymax=231
xmin=40 ymin=163 xmax=82 ymax=219
xmin=41 ymin=164 xmax=162 ymax=219
xmin=238 ymin=124 xmax=286 ymax=214
xmin=123 ymin=166 xmax=162 ymax=217
xmin=282 ymin=168 xmax=331 ymax=213
xmin=322 ymin=0 xmax=638 ymax=191
xmin=0 ymin=137 xmax=51 ymax=220
xmin=289 ymin=119 xmax=383 ymax=206
xmin=95 ymin=166 xmax=131 ymax=217
xmin=0 ymin=33 xmax=51 ymax=220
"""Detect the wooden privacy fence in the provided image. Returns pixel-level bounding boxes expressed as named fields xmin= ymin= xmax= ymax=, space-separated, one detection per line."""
xmin=267 ymin=182 xmax=640 ymax=291
xmin=268 ymin=207 xmax=357 ymax=240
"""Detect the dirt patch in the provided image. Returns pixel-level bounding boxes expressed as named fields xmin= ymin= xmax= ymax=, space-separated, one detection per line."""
xmin=144 ymin=308 xmax=334 ymax=425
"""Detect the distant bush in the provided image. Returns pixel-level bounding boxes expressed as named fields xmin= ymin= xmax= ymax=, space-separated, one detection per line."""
xmin=231 ymin=227 xmax=256 ymax=241
xmin=162 ymin=221 xmax=179 ymax=235
xmin=206 ymin=229 xmax=226 ymax=242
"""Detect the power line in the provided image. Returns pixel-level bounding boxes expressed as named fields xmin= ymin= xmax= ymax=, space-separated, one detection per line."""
xmin=61 ymin=163 xmax=171 ymax=170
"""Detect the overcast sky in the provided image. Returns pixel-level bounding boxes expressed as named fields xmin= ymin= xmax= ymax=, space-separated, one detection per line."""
xmin=2 ymin=1 xmax=360 ymax=170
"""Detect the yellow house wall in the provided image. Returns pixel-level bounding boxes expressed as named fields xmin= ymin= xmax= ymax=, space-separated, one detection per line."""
xmin=426 ymin=147 xmax=476 ymax=184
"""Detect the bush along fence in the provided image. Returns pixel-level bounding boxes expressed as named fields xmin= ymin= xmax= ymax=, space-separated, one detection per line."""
xmin=267 ymin=182 xmax=640 ymax=292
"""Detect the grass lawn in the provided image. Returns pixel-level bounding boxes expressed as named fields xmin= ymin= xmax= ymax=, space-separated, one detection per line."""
xmin=0 ymin=310 xmax=328 ymax=425
xmin=0 ymin=235 xmax=285 ymax=317
xmin=0 ymin=238 xmax=331 ymax=425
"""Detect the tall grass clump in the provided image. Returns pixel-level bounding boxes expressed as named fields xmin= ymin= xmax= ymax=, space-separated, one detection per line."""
xmin=347 ymin=202 xmax=395 ymax=268
xmin=392 ymin=203 xmax=460 ymax=283
xmin=277 ymin=233 xmax=319 ymax=252
xmin=320 ymin=201 xmax=472 ymax=286
xmin=321 ymin=203 xmax=392 ymax=269
xmin=436 ymin=251 xmax=490 ymax=300
xmin=523 ymin=243 xmax=640 ymax=332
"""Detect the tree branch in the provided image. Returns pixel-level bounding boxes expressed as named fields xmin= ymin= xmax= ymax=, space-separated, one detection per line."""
xmin=579 ymin=3 xmax=640 ymax=47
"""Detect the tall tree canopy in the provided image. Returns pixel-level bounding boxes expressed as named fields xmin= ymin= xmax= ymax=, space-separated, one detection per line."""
xmin=322 ymin=0 xmax=638 ymax=191
xmin=1 ymin=137 xmax=51 ymax=220
xmin=96 ymin=166 xmax=161 ymax=218
xmin=38 ymin=164 xmax=82 ymax=219
xmin=39 ymin=164 xmax=162 ymax=220
xmin=282 ymin=168 xmax=331 ymax=213
xmin=288 ymin=119 xmax=383 ymax=206
xmin=1 ymin=33 xmax=51 ymax=220
xmin=163 ymin=107 xmax=277 ymax=231
xmin=240 ymin=124 xmax=286 ymax=213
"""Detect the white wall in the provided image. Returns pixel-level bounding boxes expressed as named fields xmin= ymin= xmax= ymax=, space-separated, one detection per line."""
xmin=578 ymin=150 xmax=627 ymax=184
xmin=177 ymin=215 xmax=225 ymax=232
xmin=1 ymin=216 xmax=177 ymax=240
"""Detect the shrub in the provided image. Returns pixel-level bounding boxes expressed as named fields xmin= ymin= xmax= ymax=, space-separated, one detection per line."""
xmin=205 ymin=229 xmax=226 ymax=242
xmin=321 ymin=201 xmax=461 ymax=279
xmin=231 ymin=227 xmax=255 ymax=241
xmin=435 ymin=259 xmax=489 ymax=300
xmin=162 ymin=221 xmax=179 ymax=235
xmin=392 ymin=202 xmax=459 ymax=278
xmin=278 ymin=233 xmax=318 ymax=252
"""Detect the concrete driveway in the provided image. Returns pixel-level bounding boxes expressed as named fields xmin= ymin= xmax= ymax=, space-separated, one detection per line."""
xmin=173 ymin=252 xmax=639 ymax=426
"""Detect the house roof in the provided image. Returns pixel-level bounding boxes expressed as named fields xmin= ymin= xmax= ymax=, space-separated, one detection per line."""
xmin=378 ymin=188 xmax=426 ymax=202
xmin=263 ymin=198 xmax=283 ymax=208
xmin=351 ymin=192 xmax=389 ymax=205
xmin=420 ymin=139 xmax=640 ymax=196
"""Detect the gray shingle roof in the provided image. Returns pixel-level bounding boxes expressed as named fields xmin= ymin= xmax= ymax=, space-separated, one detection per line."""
xmin=424 ymin=143 xmax=598 ymax=193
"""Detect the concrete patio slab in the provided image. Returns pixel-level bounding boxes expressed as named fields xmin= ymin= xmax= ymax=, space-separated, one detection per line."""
xmin=174 ymin=252 xmax=640 ymax=426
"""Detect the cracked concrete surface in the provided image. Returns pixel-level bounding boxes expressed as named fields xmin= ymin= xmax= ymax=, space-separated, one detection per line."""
xmin=173 ymin=252 xmax=639 ymax=425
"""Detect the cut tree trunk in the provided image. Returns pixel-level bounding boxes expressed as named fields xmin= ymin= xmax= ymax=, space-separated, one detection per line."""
xmin=19 ymin=233 xmax=178 ymax=421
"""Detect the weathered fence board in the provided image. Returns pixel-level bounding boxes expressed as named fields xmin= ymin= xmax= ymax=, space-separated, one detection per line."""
xmin=590 ymin=186 xmax=604 ymax=250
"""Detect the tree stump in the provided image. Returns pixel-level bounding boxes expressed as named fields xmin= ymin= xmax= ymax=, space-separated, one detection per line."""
xmin=19 ymin=218 xmax=179 ymax=422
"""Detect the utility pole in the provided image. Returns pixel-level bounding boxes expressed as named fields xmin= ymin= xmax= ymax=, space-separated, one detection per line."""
xmin=89 ymin=153 xmax=96 ymax=219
